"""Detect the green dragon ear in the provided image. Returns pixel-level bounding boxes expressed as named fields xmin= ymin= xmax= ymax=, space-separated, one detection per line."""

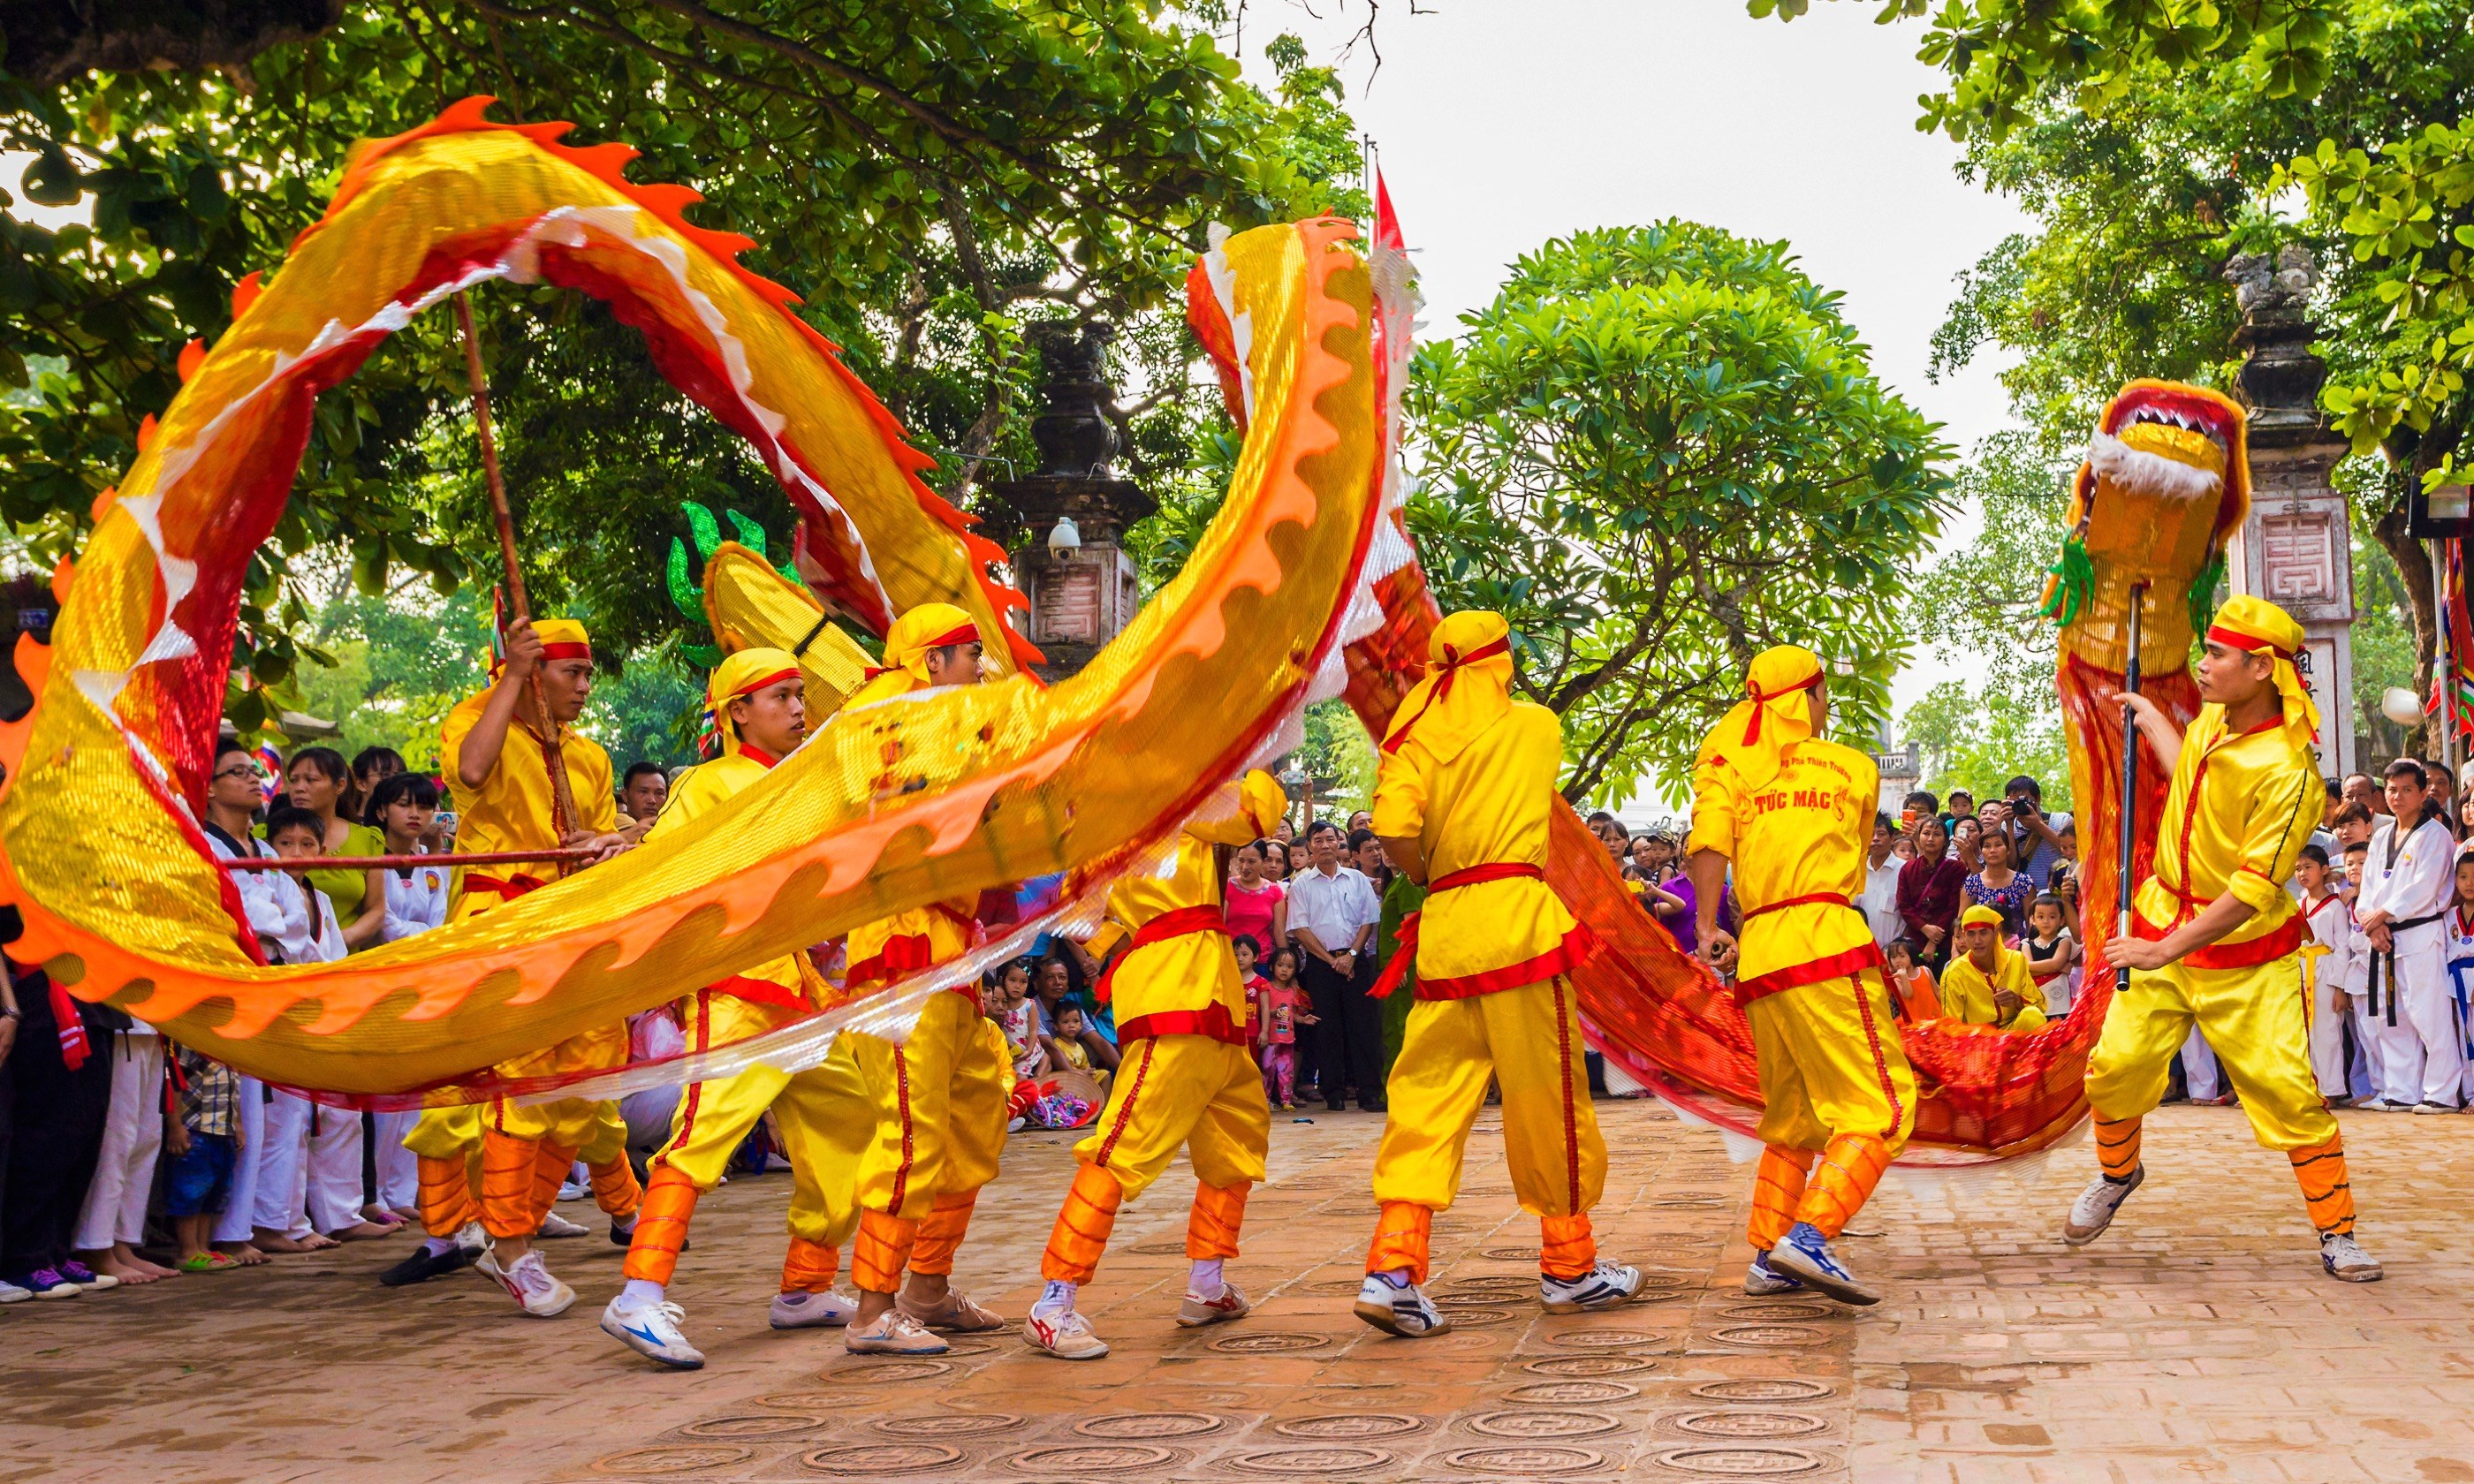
xmin=666 ymin=536 xmax=704 ymax=624
xmin=682 ymin=642 xmax=722 ymax=668
xmin=681 ymin=500 xmax=723 ymax=562
xmin=2040 ymin=534 xmax=2093 ymax=628
xmin=2186 ymin=550 xmax=2227 ymax=637
xmin=724 ymin=508 xmax=769 ymax=561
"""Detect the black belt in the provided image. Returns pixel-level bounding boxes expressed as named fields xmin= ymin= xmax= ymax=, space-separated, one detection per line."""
xmin=2365 ymin=912 xmax=2444 ymax=1026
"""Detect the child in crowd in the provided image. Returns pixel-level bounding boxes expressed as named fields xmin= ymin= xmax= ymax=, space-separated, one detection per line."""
xmin=254 ymin=806 xmax=368 ymax=1250
xmin=1048 ymin=1005 xmax=1109 ymax=1094
xmin=2342 ymin=838 xmax=2381 ymax=1102
xmin=2022 ymin=893 xmax=2078 ymax=1016
xmin=1883 ymin=938 xmax=1941 ymax=1024
xmin=992 ymin=959 xmax=1048 ymax=1079
xmin=2448 ymin=852 xmax=2474 ymax=1110
xmin=2297 ymin=844 xmax=2356 ymax=1103
xmin=1234 ymin=935 xmax=1267 ymax=1047
xmin=166 ymin=1043 xmax=245 ymax=1272
xmin=369 ymin=771 xmax=444 ymax=1223
xmin=1256 ymin=945 xmax=1317 ymax=1110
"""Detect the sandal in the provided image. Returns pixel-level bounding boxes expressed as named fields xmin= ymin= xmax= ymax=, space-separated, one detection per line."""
xmin=178 ymin=1252 xmax=239 ymax=1274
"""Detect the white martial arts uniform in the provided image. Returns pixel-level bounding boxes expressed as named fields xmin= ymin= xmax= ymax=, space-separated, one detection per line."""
xmin=2450 ymin=908 xmax=2474 ymax=1106
xmin=204 ymin=827 xmax=289 ymax=1247
xmin=2356 ymin=814 xmax=2460 ymax=1108
xmin=255 ymin=877 xmax=361 ymax=1237
xmin=2303 ymin=890 xmax=2355 ymax=1100
xmin=2181 ymin=1026 xmax=2223 ymax=1102
xmin=371 ymin=858 xmax=452 ymax=1209
xmin=71 ymin=1026 xmax=163 ymax=1252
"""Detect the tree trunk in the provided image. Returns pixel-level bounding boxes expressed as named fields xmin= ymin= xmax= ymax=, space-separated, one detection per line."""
xmin=2371 ymin=500 xmax=2441 ymax=763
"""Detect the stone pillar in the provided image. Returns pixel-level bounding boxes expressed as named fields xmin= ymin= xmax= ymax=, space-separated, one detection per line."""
xmin=984 ymin=323 xmax=1156 ymax=680
xmin=2224 ymin=246 xmax=2357 ymax=778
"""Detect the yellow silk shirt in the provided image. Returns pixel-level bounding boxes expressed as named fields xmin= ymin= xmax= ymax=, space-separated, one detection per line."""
xmin=439 ymin=686 xmax=617 ymax=903
xmin=2130 ymin=704 xmax=2320 ymax=952
xmin=646 ymin=753 xmax=830 ymax=1011
xmin=1937 ymin=945 xmax=2049 ymax=1033
xmin=1685 ymin=737 xmax=1879 ymax=993
xmin=1371 ymin=698 xmax=1581 ymax=994
xmin=1098 ymin=814 xmax=1260 ymax=1026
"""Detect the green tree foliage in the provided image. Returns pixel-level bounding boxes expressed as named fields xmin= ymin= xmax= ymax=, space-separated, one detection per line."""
xmin=0 ymin=4 xmax=1363 ymax=723
xmin=1898 ymin=678 xmax=2071 ymax=812
xmin=1405 ymin=222 xmax=1954 ymax=806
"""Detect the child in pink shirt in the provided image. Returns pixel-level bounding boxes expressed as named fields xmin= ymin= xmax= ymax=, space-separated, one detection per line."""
xmin=1256 ymin=945 xmax=1317 ymax=1110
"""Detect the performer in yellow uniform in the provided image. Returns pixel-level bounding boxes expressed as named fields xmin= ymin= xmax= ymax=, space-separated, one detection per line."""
xmin=1023 ymin=770 xmax=1288 ymax=1360
xmin=839 ymin=602 xmax=1013 ymax=1355
xmin=383 ymin=617 xmax=637 ymax=1307
xmin=1939 ymin=905 xmax=2051 ymax=1032
xmin=600 ymin=647 xmax=878 ymax=1368
xmin=1690 ymin=644 xmax=1914 ymax=1308
xmin=2067 ymin=594 xmax=2381 ymax=1281
xmin=1352 ymin=611 xmax=1640 ymax=1339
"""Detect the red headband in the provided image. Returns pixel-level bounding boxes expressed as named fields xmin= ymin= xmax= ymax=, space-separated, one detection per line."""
xmin=2205 ymin=624 xmax=2293 ymax=663
xmin=492 ymin=640 xmax=593 ymax=675
xmin=1381 ymin=635 xmax=1510 ymax=754
xmin=727 ymin=666 xmax=802 ymax=700
xmin=1742 ymin=670 xmax=1824 ymax=745
xmin=861 ymin=625 xmax=983 ymax=681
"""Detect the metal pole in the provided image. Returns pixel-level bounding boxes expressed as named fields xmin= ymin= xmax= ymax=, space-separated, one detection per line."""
xmin=2116 ymin=583 xmax=2147 ymax=995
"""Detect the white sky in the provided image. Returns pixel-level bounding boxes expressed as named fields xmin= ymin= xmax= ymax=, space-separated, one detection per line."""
xmin=1234 ymin=0 xmax=2025 ymax=785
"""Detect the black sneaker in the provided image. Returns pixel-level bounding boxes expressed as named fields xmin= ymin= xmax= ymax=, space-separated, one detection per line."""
xmin=611 ymin=1219 xmax=684 ymax=1252
xmin=379 ymin=1242 xmax=478 ymax=1287
xmin=1326 ymin=1098 xmax=1348 ymax=1113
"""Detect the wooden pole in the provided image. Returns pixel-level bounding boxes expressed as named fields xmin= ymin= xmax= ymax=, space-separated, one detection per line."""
xmin=2115 ymin=582 xmax=2147 ymax=994
xmin=453 ymin=292 xmax=582 ymax=861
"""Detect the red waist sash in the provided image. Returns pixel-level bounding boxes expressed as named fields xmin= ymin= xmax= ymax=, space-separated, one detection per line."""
xmin=1373 ymin=863 xmax=1595 ymax=1002
xmin=460 ymin=871 xmax=550 ymax=902
xmin=1742 ymin=891 xmax=1852 ymax=922
xmin=2130 ymin=906 xmax=2305 ymax=971
xmin=1095 ymin=905 xmax=1228 ymax=1005
xmin=1117 ymin=1001 xmax=1248 ymax=1047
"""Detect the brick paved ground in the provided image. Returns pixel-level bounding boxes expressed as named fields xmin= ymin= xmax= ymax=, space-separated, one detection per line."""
xmin=3 ymin=1101 xmax=2468 ymax=1483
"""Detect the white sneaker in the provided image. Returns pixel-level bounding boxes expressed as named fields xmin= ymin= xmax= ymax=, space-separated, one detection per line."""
xmin=602 ymin=1293 xmax=704 ymax=1368
xmin=558 ymin=1179 xmax=589 ymax=1201
xmin=2062 ymin=1166 xmax=2143 ymax=1246
xmin=1176 ymin=1280 xmax=1250 ymax=1328
xmin=770 ymin=1289 xmax=857 ymax=1329
xmin=454 ymin=1221 xmax=488 ymax=1255
xmin=2362 ymin=1098 xmax=2409 ymax=1112
xmin=2320 ymin=1232 xmax=2383 ymax=1283
xmin=1541 ymin=1260 xmax=1645 ymax=1314
xmin=1352 ymin=1274 xmax=1452 ymax=1337
xmin=1023 ymin=1304 xmax=1111 ymax=1359
xmin=475 ymin=1248 xmax=576 ymax=1318
xmin=845 ymin=1308 xmax=948 ymax=1355
xmin=535 ymin=1212 xmax=589 ymax=1238
xmin=0 ymin=1278 xmax=29 ymax=1304
xmin=1743 ymin=1251 xmax=1803 ymax=1296
xmin=2415 ymin=1102 xmax=2460 ymax=1116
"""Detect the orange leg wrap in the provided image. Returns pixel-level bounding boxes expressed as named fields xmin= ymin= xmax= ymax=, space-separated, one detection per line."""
xmin=907 ymin=1189 xmax=980 ymax=1277
xmin=853 ymin=1208 xmax=919 ymax=1294
xmin=1187 ymin=1180 xmax=1250 ymax=1261
xmin=1040 ymin=1163 xmax=1124 ymax=1284
xmin=1539 ymin=1213 xmax=1597 ymax=1280
xmin=588 ymin=1157 xmax=642 ymax=1222
xmin=1792 ymin=1132 xmax=1891 ymax=1240
xmin=1747 ymin=1144 xmax=1814 ymax=1253
xmin=480 ymin=1131 xmax=544 ymax=1239
xmin=415 ymin=1155 xmax=479 ymax=1239
xmin=780 ymin=1235 xmax=842 ymax=1294
xmin=1365 ymin=1200 xmax=1433 ymax=1284
xmin=2289 ymin=1132 xmax=2356 ymax=1236
xmin=2095 ymin=1114 xmax=2143 ymax=1182
xmin=527 ymin=1141 xmax=580 ymax=1230
xmin=621 ymin=1165 xmax=702 ymax=1286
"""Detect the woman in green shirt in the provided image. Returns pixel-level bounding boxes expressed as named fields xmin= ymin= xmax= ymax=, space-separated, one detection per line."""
xmin=283 ymin=746 xmax=387 ymax=953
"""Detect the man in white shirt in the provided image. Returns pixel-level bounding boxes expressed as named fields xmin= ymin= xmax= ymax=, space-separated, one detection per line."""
xmin=1858 ymin=811 xmax=1904 ymax=947
xmin=1288 ymin=820 xmax=1386 ymax=1113
xmin=2353 ymin=761 xmax=2460 ymax=1112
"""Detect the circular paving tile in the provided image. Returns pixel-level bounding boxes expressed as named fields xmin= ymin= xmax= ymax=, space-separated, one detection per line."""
xmin=1229 ymin=1446 xmax=1399 ymax=1475
xmin=590 ymin=1444 xmax=754 ymax=1476
xmin=1478 ymin=1246 xmax=1540 ymax=1262
xmin=1209 ymin=1330 xmax=1333 ymax=1354
xmin=1707 ymin=1324 xmax=1827 ymax=1349
xmin=1010 ymin=1443 xmax=1180 ymax=1470
xmin=1272 ymin=1413 xmax=1425 ymax=1440
xmin=1690 ymin=1378 xmax=1834 ymax=1403
xmin=1652 ymin=1193 xmax=1731 ymax=1208
xmin=1468 ymin=1409 xmax=1621 ymax=1439
xmin=677 ymin=1413 xmax=826 ymax=1440
xmin=1652 ymin=1444 xmax=1827 ymax=1476
xmin=1547 ymin=1328 xmax=1667 ymax=1348
xmin=800 ymin=1442 xmax=964 ymax=1475
xmin=1433 ymin=1444 xmax=1607 ymax=1475
xmin=814 ymin=1359 xmax=956 ymax=1382
xmin=1503 ymin=1380 xmax=1642 ymax=1404
xmin=1719 ymin=1301 xmax=1835 ymax=1321
xmin=1073 ymin=1412 xmax=1230 ymax=1440
xmin=1437 ymin=1276 xmax=1539 ymax=1297
xmin=1670 ymin=1411 xmax=1830 ymax=1440
xmin=753 ymin=1392 xmax=844 ymax=1411
xmin=1433 ymin=1305 xmax=1515 ymax=1328
xmin=872 ymin=1413 xmax=1024 ymax=1438
xmin=1521 ymin=1354 xmax=1658 ymax=1377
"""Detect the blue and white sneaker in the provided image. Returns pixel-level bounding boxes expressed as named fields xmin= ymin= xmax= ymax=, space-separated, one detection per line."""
xmin=2319 ymin=1232 xmax=2383 ymax=1283
xmin=2062 ymin=1166 xmax=2143 ymax=1247
xmin=1764 ymin=1222 xmax=1878 ymax=1306
xmin=1541 ymin=1259 xmax=1644 ymax=1314
xmin=1742 ymin=1250 xmax=1804 ymax=1296
xmin=1353 ymin=1272 xmax=1452 ymax=1337
xmin=601 ymin=1292 xmax=705 ymax=1369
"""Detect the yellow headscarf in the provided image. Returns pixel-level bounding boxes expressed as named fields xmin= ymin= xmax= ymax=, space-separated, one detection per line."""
xmin=489 ymin=617 xmax=592 ymax=677
xmin=1959 ymin=903 xmax=2006 ymax=933
xmin=704 ymin=645 xmax=803 ymax=761
xmin=2207 ymin=594 xmax=2318 ymax=749
xmin=1696 ymin=645 xmax=1825 ymax=791
xmin=848 ymin=602 xmax=981 ymax=707
xmin=1381 ymin=610 xmax=1514 ymax=764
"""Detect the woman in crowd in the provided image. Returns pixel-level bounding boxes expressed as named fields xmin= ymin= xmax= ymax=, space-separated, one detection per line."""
xmin=1952 ymin=814 xmax=1983 ymax=877
xmin=1032 ymin=955 xmax=1120 ymax=1076
xmin=345 ymin=745 xmax=406 ymax=824
xmin=1225 ymin=842 xmax=1288 ymax=970
xmin=1897 ymin=815 xmax=1966 ymax=973
xmin=1962 ymin=824 xmax=2033 ymax=939
xmin=283 ymin=747 xmax=389 ymax=954
xmin=1257 ymin=837 xmax=1291 ymax=884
